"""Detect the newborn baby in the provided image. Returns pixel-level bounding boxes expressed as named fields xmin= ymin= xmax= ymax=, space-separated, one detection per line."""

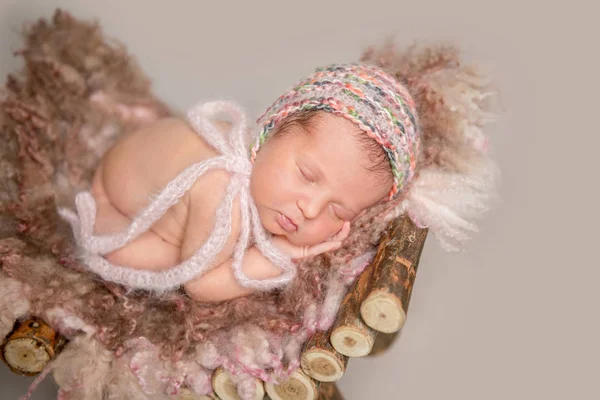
xmin=67 ymin=64 xmax=420 ymax=303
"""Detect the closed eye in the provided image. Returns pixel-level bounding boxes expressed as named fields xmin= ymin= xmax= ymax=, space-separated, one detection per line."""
xmin=298 ymin=164 xmax=315 ymax=183
xmin=330 ymin=204 xmax=348 ymax=221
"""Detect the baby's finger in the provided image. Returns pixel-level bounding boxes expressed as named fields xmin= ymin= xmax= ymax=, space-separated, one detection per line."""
xmin=303 ymin=241 xmax=342 ymax=258
xmin=331 ymin=222 xmax=351 ymax=242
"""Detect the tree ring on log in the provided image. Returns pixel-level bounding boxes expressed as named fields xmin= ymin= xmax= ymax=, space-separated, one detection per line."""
xmin=301 ymin=348 xmax=345 ymax=382
xmin=265 ymin=370 xmax=318 ymax=400
xmin=330 ymin=325 xmax=374 ymax=357
xmin=360 ymin=290 xmax=406 ymax=333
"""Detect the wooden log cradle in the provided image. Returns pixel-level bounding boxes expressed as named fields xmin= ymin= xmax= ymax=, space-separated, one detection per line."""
xmin=316 ymin=382 xmax=344 ymax=400
xmin=369 ymin=331 xmax=401 ymax=357
xmin=177 ymin=388 xmax=217 ymax=399
xmin=0 ymin=317 xmax=65 ymax=376
xmin=212 ymin=367 xmax=265 ymax=400
xmin=301 ymin=328 xmax=348 ymax=382
xmin=264 ymin=369 xmax=319 ymax=400
xmin=328 ymin=262 xmax=377 ymax=357
xmin=0 ymin=216 xmax=426 ymax=399
xmin=360 ymin=215 xmax=428 ymax=333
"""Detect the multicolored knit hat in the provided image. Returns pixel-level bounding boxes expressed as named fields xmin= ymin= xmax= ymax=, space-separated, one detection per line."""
xmin=250 ymin=63 xmax=421 ymax=200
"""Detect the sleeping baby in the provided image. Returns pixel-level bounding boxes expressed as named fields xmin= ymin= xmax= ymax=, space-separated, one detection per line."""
xmin=59 ymin=64 xmax=420 ymax=302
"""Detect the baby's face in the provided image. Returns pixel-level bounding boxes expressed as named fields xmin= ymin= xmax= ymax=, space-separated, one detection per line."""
xmin=250 ymin=113 xmax=391 ymax=247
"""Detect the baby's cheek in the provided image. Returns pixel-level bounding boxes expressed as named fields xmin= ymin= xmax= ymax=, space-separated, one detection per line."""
xmin=303 ymin=218 xmax=343 ymax=244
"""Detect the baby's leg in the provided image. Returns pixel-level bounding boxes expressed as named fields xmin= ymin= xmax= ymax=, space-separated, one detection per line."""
xmin=91 ymin=164 xmax=181 ymax=270
xmin=91 ymin=163 xmax=134 ymax=235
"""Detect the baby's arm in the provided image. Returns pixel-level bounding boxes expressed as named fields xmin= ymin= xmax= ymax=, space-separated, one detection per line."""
xmin=179 ymin=168 xmax=276 ymax=302
xmin=182 ymin=168 xmax=351 ymax=302
xmin=183 ymin=228 xmax=350 ymax=302
xmin=183 ymin=246 xmax=283 ymax=302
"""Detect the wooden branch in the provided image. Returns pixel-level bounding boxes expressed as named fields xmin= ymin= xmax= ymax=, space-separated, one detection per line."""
xmin=329 ymin=261 xmax=377 ymax=357
xmin=317 ymin=382 xmax=345 ymax=400
xmin=1 ymin=317 xmax=65 ymax=376
xmin=369 ymin=331 xmax=400 ymax=357
xmin=360 ymin=215 xmax=428 ymax=333
xmin=212 ymin=367 xmax=265 ymax=400
xmin=301 ymin=328 xmax=348 ymax=382
xmin=178 ymin=388 xmax=216 ymax=399
xmin=265 ymin=369 xmax=318 ymax=400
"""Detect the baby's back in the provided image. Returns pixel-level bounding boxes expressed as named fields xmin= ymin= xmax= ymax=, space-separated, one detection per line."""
xmin=99 ymin=117 xmax=217 ymax=214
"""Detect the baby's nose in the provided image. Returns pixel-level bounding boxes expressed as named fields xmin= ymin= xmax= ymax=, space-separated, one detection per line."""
xmin=298 ymin=195 xmax=327 ymax=220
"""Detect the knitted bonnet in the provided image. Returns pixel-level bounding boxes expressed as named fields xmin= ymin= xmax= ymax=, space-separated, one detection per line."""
xmin=250 ymin=63 xmax=421 ymax=200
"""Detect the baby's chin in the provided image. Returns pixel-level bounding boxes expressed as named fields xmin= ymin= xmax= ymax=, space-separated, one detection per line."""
xmin=273 ymin=230 xmax=327 ymax=248
xmin=281 ymin=234 xmax=319 ymax=247
xmin=261 ymin=221 xmax=320 ymax=247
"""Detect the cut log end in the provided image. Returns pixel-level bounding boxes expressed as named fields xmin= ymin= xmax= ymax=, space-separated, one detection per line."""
xmin=360 ymin=291 xmax=406 ymax=333
xmin=301 ymin=349 xmax=345 ymax=382
xmin=317 ymin=382 xmax=344 ymax=400
xmin=265 ymin=370 xmax=318 ymax=400
xmin=211 ymin=367 xmax=264 ymax=400
xmin=330 ymin=325 xmax=374 ymax=358
xmin=1 ymin=317 xmax=63 ymax=376
xmin=369 ymin=331 xmax=400 ymax=357
xmin=2 ymin=337 xmax=50 ymax=375
xmin=177 ymin=388 xmax=216 ymax=399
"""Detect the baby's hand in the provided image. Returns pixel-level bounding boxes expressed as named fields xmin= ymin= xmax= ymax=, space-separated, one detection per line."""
xmin=272 ymin=222 xmax=351 ymax=260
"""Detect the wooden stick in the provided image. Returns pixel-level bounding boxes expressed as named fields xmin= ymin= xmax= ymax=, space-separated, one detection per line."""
xmin=301 ymin=328 xmax=348 ymax=382
xmin=265 ymin=369 xmax=318 ymax=400
xmin=178 ymin=388 xmax=217 ymax=399
xmin=211 ymin=367 xmax=265 ymax=400
xmin=1 ymin=317 xmax=65 ymax=376
xmin=360 ymin=215 xmax=428 ymax=333
xmin=317 ymin=382 xmax=345 ymax=400
xmin=329 ymin=256 xmax=377 ymax=357
xmin=369 ymin=331 xmax=400 ymax=357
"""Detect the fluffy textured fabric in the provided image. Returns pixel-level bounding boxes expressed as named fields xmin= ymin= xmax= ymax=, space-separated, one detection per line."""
xmin=0 ymin=274 xmax=30 ymax=338
xmin=0 ymin=10 xmax=499 ymax=400
xmin=252 ymin=64 xmax=420 ymax=199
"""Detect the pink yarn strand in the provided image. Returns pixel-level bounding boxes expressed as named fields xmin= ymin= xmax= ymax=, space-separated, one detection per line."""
xmin=19 ymin=360 xmax=55 ymax=400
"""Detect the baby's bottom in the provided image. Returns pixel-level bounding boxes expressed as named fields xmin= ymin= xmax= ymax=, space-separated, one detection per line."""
xmin=90 ymin=164 xmax=182 ymax=270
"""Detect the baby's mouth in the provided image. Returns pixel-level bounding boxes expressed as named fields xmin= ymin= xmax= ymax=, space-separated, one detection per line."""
xmin=277 ymin=213 xmax=298 ymax=232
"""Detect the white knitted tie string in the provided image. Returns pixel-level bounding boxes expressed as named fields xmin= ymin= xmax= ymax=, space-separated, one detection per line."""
xmin=58 ymin=101 xmax=296 ymax=292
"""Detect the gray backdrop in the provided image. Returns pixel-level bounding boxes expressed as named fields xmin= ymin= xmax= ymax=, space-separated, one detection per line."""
xmin=0 ymin=0 xmax=597 ymax=399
